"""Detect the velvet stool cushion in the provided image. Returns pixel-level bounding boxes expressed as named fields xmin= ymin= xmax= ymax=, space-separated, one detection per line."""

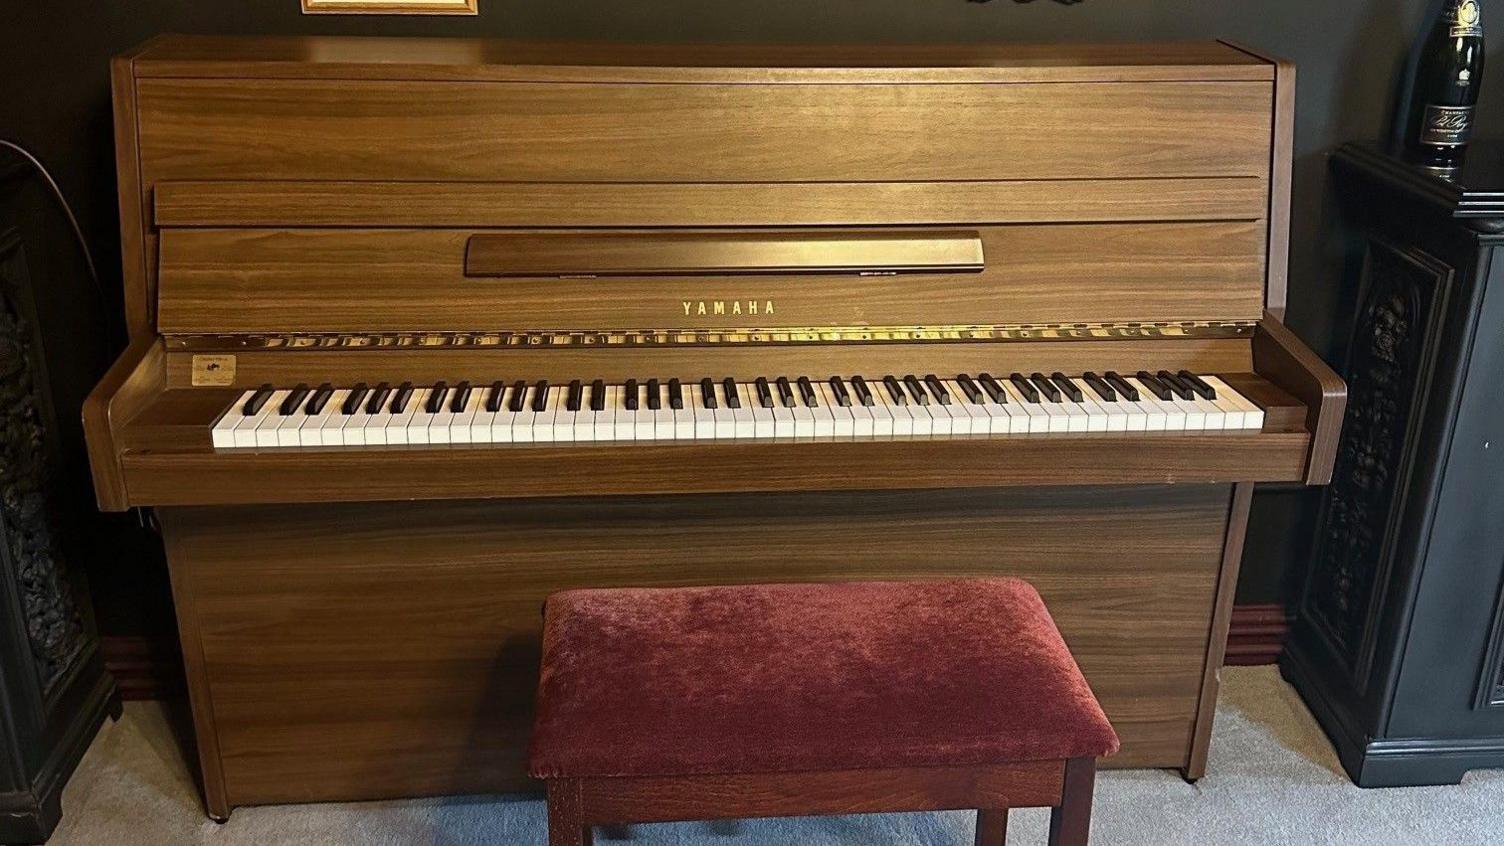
xmin=528 ymin=578 xmax=1119 ymax=780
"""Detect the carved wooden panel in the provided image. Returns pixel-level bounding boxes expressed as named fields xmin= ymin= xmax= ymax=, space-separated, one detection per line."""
xmin=0 ymin=231 xmax=85 ymax=696
xmin=1305 ymin=240 xmax=1451 ymax=683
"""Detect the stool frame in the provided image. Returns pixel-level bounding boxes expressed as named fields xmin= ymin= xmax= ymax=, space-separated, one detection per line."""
xmin=543 ymin=755 xmax=1097 ymax=846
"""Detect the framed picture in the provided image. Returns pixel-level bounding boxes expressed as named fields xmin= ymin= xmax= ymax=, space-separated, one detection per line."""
xmin=302 ymin=0 xmax=477 ymax=14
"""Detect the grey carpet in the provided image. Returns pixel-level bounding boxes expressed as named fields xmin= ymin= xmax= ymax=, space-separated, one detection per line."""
xmin=41 ymin=667 xmax=1504 ymax=845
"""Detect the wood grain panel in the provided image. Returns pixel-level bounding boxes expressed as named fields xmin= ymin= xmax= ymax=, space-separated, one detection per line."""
xmin=130 ymin=36 xmax=1273 ymax=84
xmin=153 ymin=179 xmax=1271 ymax=229
xmin=155 ymin=223 xmax=1268 ymax=334
xmin=136 ymin=79 xmax=1273 ymax=184
xmin=117 ymin=431 xmax=1309 ymax=507
xmin=159 ymin=484 xmax=1231 ymax=806
xmin=574 ymin=761 xmax=1066 ymax=823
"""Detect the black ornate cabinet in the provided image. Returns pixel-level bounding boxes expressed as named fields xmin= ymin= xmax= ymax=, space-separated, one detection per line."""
xmin=1285 ymin=141 xmax=1504 ymax=787
xmin=0 ymin=163 xmax=118 ymax=843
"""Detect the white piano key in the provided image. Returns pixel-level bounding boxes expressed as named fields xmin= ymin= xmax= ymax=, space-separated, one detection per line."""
xmin=920 ymin=387 xmax=952 ymax=436
xmin=634 ymin=384 xmax=658 ymax=440
xmin=450 ymin=388 xmax=483 ymax=443
xmin=691 ymin=383 xmax=715 ymax=440
xmin=1073 ymin=379 xmax=1128 ymax=433
xmin=823 ymin=382 xmax=855 ymax=438
xmin=1202 ymin=376 xmax=1263 ymax=430
xmin=593 ymin=385 xmax=615 ymax=441
xmin=940 ymin=381 xmax=979 ymax=436
xmin=238 ymin=389 xmax=290 ymax=448
xmin=672 ymin=387 xmax=695 ymax=440
xmin=211 ymin=391 xmax=255 ymax=448
xmin=652 ymin=383 xmax=676 ymax=441
xmin=1001 ymin=381 xmax=1049 ymax=434
xmin=732 ymin=384 xmax=757 ymax=438
xmin=710 ymin=384 xmax=736 ymax=439
xmin=546 ymin=386 xmax=574 ymax=443
xmin=848 ymin=388 xmax=876 ymax=438
xmin=749 ymin=384 xmax=776 ymax=438
xmin=511 ymin=386 xmax=540 ymax=443
xmin=313 ymin=389 xmax=352 ymax=446
xmin=809 ymin=384 xmax=836 ymax=438
xmin=770 ymin=395 xmax=795 ymax=438
xmin=610 ymin=383 xmax=634 ymax=442
xmin=274 ymin=395 xmax=313 ymax=447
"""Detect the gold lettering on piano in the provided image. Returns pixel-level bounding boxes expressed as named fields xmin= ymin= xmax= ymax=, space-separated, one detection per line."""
xmin=681 ymin=300 xmax=777 ymax=317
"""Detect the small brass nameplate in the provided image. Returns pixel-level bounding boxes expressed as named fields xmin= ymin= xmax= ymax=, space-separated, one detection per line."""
xmin=191 ymin=354 xmax=237 ymax=386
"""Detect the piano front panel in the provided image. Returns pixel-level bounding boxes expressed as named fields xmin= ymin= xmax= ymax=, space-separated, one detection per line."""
xmin=135 ymin=78 xmax=1272 ymax=184
xmin=162 ymin=483 xmax=1235 ymax=805
xmin=155 ymin=222 xmax=1268 ymax=334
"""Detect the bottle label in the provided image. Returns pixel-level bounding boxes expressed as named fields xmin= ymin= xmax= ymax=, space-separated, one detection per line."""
xmin=1422 ymin=104 xmax=1475 ymax=145
xmin=1448 ymin=0 xmax=1483 ymax=37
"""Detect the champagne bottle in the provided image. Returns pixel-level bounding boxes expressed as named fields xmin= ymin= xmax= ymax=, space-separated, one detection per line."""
xmin=1410 ymin=0 xmax=1486 ymax=162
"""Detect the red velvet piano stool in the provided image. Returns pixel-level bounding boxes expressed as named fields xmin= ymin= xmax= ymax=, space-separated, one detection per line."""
xmin=528 ymin=578 xmax=1120 ymax=846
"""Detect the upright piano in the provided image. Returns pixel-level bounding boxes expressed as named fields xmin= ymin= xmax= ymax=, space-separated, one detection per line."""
xmin=86 ymin=35 xmax=1344 ymax=818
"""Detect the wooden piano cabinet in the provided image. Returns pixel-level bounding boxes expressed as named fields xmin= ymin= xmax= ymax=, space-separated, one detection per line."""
xmin=86 ymin=36 xmax=1342 ymax=818
xmin=159 ymin=483 xmax=1250 ymax=816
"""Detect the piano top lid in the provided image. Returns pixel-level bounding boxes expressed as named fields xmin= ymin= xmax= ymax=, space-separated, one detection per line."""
xmin=125 ymin=35 xmax=1275 ymax=85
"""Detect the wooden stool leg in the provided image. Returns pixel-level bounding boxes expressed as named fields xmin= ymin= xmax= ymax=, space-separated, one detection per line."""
xmin=546 ymin=779 xmax=594 ymax=846
xmin=974 ymin=808 xmax=1008 ymax=846
xmin=1048 ymin=757 xmax=1096 ymax=846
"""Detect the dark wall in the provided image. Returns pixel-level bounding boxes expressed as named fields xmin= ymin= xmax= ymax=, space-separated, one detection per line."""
xmin=1 ymin=0 xmax=1493 ymax=639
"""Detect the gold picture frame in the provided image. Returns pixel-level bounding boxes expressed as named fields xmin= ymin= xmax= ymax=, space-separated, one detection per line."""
xmin=302 ymin=0 xmax=477 ymax=14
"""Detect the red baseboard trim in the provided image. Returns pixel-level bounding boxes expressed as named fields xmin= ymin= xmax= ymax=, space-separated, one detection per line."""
xmin=1224 ymin=603 xmax=1292 ymax=666
xmin=100 ymin=635 xmax=183 ymax=700
xmin=102 ymin=602 xmax=1293 ymax=700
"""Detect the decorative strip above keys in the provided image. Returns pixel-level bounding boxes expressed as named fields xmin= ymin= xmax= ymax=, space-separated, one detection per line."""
xmin=168 ymin=320 xmax=1257 ymax=351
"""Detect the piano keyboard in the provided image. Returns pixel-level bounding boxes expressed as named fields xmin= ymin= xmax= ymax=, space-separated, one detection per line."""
xmin=210 ymin=371 xmax=1264 ymax=449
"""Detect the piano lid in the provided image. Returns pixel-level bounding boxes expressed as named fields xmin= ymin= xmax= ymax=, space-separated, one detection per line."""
xmin=126 ymin=35 xmax=1274 ymax=84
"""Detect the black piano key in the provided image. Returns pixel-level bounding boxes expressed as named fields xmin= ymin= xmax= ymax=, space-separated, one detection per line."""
xmin=566 ymin=380 xmax=583 ymax=412
xmin=851 ymin=376 xmax=875 ymax=407
xmin=485 ymin=381 xmax=506 ymax=413
xmin=451 ymin=380 xmax=473 ymax=412
xmin=977 ymin=373 xmax=1008 ymax=404
xmin=699 ymin=377 xmax=718 ymax=409
xmin=883 ymin=375 xmax=908 ymax=405
xmin=1028 ymin=373 xmax=1061 ymax=403
xmin=425 ymin=381 xmax=449 ymax=413
xmin=1157 ymin=370 xmax=1194 ymax=400
xmin=1009 ymin=373 xmax=1040 ymax=403
xmin=755 ymin=377 xmax=774 ymax=408
xmin=590 ymin=379 xmax=607 ymax=412
xmin=1135 ymin=371 xmax=1173 ymax=401
xmin=341 ymin=382 xmax=369 ymax=415
xmin=280 ymin=383 xmax=310 ymax=415
xmin=625 ymin=379 xmax=640 ymax=411
xmin=669 ymin=378 xmax=684 ymax=410
xmin=1103 ymin=371 xmax=1139 ymax=402
xmin=1179 ymin=370 xmax=1217 ymax=400
xmin=1082 ymin=372 xmax=1116 ymax=402
xmin=924 ymin=374 xmax=952 ymax=405
xmin=723 ymin=377 xmax=742 ymax=409
xmin=797 ymin=376 xmax=818 ymax=407
xmin=829 ymin=376 xmax=852 ymax=407
xmin=243 ymin=383 xmax=275 ymax=415
xmin=902 ymin=374 xmax=929 ymax=405
xmin=1050 ymin=373 xmax=1084 ymax=403
xmin=956 ymin=374 xmax=984 ymax=404
xmin=647 ymin=378 xmax=662 ymax=411
xmin=305 ymin=382 xmax=334 ymax=414
xmin=508 ymin=380 xmax=528 ymax=413
xmin=366 ymin=382 xmax=393 ymax=415
xmin=776 ymin=376 xmax=796 ymax=408
xmin=531 ymin=380 xmax=549 ymax=412
xmin=392 ymin=381 xmax=415 ymax=413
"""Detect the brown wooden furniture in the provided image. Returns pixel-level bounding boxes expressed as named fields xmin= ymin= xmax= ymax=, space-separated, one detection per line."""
xmin=529 ymin=579 xmax=1118 ymax=846
xmin=85 ymin=35 xmax=1344 ymax=819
